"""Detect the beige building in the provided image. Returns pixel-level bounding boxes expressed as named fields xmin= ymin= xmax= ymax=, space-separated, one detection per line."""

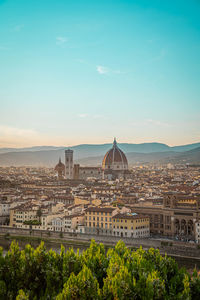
xmin=112 ymin=212 xmax=150 ymax=238
xmin=9 ymin=203 xmax=40 ymax=228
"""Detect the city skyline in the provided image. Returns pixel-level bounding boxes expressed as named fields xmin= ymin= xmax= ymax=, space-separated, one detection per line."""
xmin=0 ymin=0 xmax=200 ymax=147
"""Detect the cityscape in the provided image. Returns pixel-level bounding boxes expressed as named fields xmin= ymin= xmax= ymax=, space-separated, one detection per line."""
xmin=1 ymin=138 xmax=200 ymax=245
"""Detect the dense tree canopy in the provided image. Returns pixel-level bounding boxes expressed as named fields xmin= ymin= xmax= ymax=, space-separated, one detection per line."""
xmin=0 ymin=240 xmax=200 ymax=299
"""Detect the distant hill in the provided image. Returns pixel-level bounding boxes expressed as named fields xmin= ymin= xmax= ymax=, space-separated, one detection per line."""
xmin=0 ymin=142 xmax=200 ymax=155
xmin=0 ymin=142 xmax=199 ymax=167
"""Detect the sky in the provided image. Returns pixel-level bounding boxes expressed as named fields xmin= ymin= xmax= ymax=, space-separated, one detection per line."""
xmin=0 ymin=0 xmax=200 ymax=148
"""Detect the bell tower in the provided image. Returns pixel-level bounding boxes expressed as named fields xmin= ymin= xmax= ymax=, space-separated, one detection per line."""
xmin=65 ymin=149 xmax=73 ymax=179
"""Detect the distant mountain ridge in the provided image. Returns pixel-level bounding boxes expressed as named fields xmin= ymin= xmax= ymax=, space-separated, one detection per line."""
xmin=0 ymin=141 xmax=200 ymax=155
xmin=0 ymin=142 xmax=200 ymax=167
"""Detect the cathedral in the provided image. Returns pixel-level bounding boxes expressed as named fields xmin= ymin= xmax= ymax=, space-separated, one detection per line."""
xmin=55 ymin=138 xmax=131 ymax=180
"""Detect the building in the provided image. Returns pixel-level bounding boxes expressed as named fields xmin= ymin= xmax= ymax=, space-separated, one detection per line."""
xmin=55 ymin=138 xmax=131 ymax=181
xmin=84 ymin=206 xmax=118 ymax=235
xmin=112 ymin=212 xmax=150 ymax=238
xmin=194 ymin=221 xmax=200 ymax=244
xmin=10 ymin=203 xmax=40 ymax=228
xmin=130 ymin=192 xmax=200 ymax=241
xmin=102 ymin=138 xmax=130 ymax=180
xmin=73 ymin=165 xmax=102 ymax=180
xmin=55 ymin=158 xmax=65 ymax=180
xmin=65 ymin=149 xmax=73 ymax=179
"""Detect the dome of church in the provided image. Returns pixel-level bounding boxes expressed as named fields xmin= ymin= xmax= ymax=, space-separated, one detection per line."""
xmin=55 ymin=158 xmax=65 ymax=172
xmin=102 ymin=138 xmax=128 ymax=171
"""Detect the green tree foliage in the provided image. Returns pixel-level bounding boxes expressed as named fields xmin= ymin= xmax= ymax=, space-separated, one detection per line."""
xmin=23 ymin=220 xmax=41 ymax=225
xmin=0 ymin=239 xmax=199 ymax=299
xmin=57 ymin=265 xmax=101 ymax=300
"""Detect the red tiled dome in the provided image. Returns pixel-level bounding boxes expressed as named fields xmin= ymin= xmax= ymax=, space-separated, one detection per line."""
xmin=102 ymin=139 xmax=128 ymax=170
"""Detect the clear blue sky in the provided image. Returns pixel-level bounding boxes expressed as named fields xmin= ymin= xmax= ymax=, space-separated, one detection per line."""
xmin=0 ymin=0 xmax=199 ymax=147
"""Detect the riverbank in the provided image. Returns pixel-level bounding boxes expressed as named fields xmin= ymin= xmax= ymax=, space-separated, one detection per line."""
xmin=1 ymin=233 xmax=200 ymax=271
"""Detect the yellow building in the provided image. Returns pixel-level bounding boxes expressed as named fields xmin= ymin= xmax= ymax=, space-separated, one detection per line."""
xmin=112 ymin=213 xmax=150 ymax=238
xmin=85 ymin=206 xmax=118 ymax=235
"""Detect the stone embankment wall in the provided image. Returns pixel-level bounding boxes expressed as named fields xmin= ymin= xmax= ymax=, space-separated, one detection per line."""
xmin=1 ymin=226 xmax=200 ymax=260
xmin=0 ymin=226 xmax=160 ymax=248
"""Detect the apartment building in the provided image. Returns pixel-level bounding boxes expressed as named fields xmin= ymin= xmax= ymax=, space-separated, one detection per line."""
xmin=9 ymin=203 xmax=40 ymax=228
xmin=112 ymin=212 xmax=150 ymax=238
xmin=84 ymin=206 xmax=118 ymax=235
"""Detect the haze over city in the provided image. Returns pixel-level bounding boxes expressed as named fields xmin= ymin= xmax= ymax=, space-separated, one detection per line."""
xmin=0 ymin=0 xmax=200 ymax=147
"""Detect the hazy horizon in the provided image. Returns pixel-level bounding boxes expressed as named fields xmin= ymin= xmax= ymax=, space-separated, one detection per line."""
xmin=1 ymin=0 xmax=200 ymax=148
xmin=0 ymin=139 xmax=200 ymax=149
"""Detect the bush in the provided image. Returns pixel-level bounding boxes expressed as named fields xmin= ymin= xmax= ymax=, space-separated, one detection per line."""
xmin=0 ymin=240 xmax=199 ymax=299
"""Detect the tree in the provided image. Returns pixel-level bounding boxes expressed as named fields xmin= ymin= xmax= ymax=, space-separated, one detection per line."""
xmin=57 ymin=266 xmax=101 ymax=300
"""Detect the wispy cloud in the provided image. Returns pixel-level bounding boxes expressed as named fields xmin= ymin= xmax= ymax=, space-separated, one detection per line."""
xmin=129 ymin=119 xmax=171 ymax=128
xmin=96 ymin=65 xmax=124 ymax=75
xmin=96 ymin=65 xmax=109 ymax=74
xmin=77 ymin=114 xmax=88 ymax=118
xmin=56 ymin=36 xmax=68 ymax=46
xmin=146 ymin=119 xmax=171 ymax=127
xmin=13 ymin=24 xmax=24 ymax=32
xmin=77 ymin=114 xmax=106 ymax=120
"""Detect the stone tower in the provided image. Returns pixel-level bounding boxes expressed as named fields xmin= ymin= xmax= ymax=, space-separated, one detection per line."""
xmin=65 ymin=149 xmax=73 ymax=179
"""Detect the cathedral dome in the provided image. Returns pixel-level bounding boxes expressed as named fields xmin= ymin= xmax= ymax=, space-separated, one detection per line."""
xmin=55 ymin=158 xmax=65 ymax=172
xmin=102 ymin=138 xmax=128 ymax=171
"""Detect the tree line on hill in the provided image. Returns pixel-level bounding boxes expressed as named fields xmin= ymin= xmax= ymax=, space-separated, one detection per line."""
xmin=0 ymin=240 xmax=200 ymax=299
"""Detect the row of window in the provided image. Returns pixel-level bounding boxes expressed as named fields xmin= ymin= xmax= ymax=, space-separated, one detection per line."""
xmin=87 ymin=222 xmax=112 ymax=228
xmin=113 ymin=231 xmax=149 ymax=236
xmin=88 ymin=212 xmax=112 ymax=216
xmin=86 ymin=216 xmax=111 ymax=222
xmin=113 ymin=218 xmax=148 ymax=223
xmin=113 ymin=225 xmax=149 ymax=230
